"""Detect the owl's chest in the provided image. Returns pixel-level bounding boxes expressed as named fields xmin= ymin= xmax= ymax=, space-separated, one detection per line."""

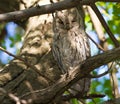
xmin=54 ymin=30 xmax=87 ymax=57
xmin=55 ymin=30 xmax=84 ymax=47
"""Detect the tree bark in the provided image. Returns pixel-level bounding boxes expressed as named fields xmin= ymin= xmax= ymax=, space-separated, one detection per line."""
xmin=0 ymin=0 xmax=120 ymax=104
xmin=0 ymin=0 xmax=62 ymax=103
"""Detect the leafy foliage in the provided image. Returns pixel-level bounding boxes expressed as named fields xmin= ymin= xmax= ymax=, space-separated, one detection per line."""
xmin=0 ymin=22 xmax=23 ymax=64
xmin=0 ymin=1 xmax=120 ymax=104
xmin=85 ymin=2 xmax=120 ymax=104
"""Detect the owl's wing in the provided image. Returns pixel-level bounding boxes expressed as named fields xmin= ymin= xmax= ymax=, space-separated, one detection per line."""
xmin=52 ymin=42 xmax=66 ymax=73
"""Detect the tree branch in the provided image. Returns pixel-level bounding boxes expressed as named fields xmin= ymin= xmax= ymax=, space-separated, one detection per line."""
xmin=17 ymin=47 xmax=120 ymax=104
xmin=87 ymin=5 xmax=120 ymax=99
xmin=0 ymin=0 xmax=119 ymax=22
xmin=0 ymin=46 xmax=54 ymax=83
xmin=0 ymin=0 xmax=89 ymax=22
xmin=95 ymin=0 xmax=120 ymax=2
xmin=87 ymin=33 xmax=106 ymax=51
xmin=62 ymin=93 xmax=105 ymax=101
xmin=90 ymin=3 xmax=120 ymax=47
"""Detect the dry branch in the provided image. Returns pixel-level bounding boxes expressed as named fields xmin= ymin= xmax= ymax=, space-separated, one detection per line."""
xmin=0 ymin=0 xmax=90 ymax=22
xmin=15 ymin=47 xmax=120 ymax=104
xmin=0 ymin=0 xmax=119 ymax=22
xmin=0 ymin=47 xmax=54 ymax=82
xmin=90 ymin=3 xmax=120 ymax=47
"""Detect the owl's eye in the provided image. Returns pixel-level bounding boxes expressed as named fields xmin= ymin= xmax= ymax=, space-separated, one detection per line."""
xmin=72 ymin=20 xmax=76 ymax=22
xmin=58 ymin=19 xmax=64 ymax=24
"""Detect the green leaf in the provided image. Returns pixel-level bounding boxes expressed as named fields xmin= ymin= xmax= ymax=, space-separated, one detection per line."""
xmin=70 ymin=98 xmax=79 ymax=104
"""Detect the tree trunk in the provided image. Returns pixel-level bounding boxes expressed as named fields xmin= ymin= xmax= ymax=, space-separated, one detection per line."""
xmin=0 ymin=0 xmax=120 ymax=104
xmin=0 ymin=0 xmax=63 ymax=103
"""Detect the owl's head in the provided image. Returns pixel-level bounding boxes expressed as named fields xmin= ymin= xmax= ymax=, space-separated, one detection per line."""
xmin=54 ymin=8 xmax=81 ymax=30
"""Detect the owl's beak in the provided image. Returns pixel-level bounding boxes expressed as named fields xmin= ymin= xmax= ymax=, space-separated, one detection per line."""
xmin=64 ymin=24 xmax=70 ymax=30
xmin=64 ymin=22 xmax=72 ymax=30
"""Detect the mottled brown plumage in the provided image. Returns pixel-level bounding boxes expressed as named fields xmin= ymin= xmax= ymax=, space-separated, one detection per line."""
xmin=52 ymin=7 xmax=91 ymax=95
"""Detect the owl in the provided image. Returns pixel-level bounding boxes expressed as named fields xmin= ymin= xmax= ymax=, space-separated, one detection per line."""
xmin=52 ymin=7 xmax=91 ymax=96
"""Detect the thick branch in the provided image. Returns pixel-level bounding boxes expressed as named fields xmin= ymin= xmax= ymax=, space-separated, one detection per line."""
xmin=87 ymin=5 xmax=120 ymax=99
xmin=90 ymin=3 xmax=120 ymax=47
xmin=19 ymin=47 xmax=120 ymax=104
xmin=0 ymin=0 xmax=91 ymax=22
xmin=0 ymin=0 xmax=119 ymax=22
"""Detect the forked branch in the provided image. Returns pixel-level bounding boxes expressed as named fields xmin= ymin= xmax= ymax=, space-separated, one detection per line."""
xmin=18 ymin=47 xmax=120 ymax=104
xmin=90 ymin=3 xmax=120 ymax=47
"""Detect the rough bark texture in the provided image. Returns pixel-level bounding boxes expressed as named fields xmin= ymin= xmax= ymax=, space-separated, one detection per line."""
xmin=0 ymin=0 xmax=19 ymax=13
xmin=0 ymin=0 xmax=62 ymax=103
xmin=0 ymin=0 xmax=120 ymax=104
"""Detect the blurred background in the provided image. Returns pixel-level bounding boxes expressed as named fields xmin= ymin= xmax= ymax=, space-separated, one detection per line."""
xmin=0 ymin=2 xmax=120 ymax=104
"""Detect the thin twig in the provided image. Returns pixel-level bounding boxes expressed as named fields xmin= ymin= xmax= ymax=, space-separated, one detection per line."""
xmin=62 ymin=93 xmax=105 ymax=101
xmin=8 ymin=93 xmax=21 ymax=104
xmin=0 ymin=47 xmax=23 ymax=61
xmin=19 ymin=0 xmax=27 ymax=8
xmin=0 ymin=47 xmax=54 ymax=82
xmin=86 ymin=33 xmax=105 ymax=51
xmin=92 ymin=99 xmax=97 ymax=104
xmin=90 ymin=3 xmax=120 ymax=47
xmin=29 ymin=0 xmax=41 ymax=8
xmin=89 ymin=62 xmax=114 ymax=78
